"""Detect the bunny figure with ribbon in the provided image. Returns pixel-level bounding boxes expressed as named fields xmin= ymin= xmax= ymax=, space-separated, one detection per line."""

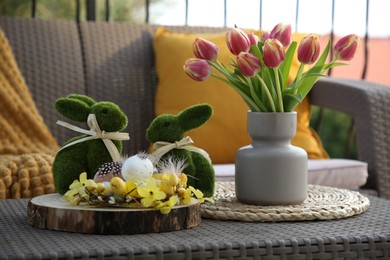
xmin=52 ymin=94 xmax=129 ymax=194
xmin=146 ymin=103 xmax=215 ymax=197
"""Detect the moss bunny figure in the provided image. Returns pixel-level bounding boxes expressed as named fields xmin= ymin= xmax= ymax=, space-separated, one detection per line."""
xmin=53 ymin=94 xmax=128 ymax=194
xmin=146 ymin=104 xmax=215 ymax=197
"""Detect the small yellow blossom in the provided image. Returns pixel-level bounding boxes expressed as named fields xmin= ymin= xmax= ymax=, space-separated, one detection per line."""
xmin=159 ymin=173 xmax=175 ymax=195
xmin=179 ymin=187 xmax=193 ymax=205
xmin=64 ymin=188 xmax=79 ymax=205
xmin=64 ymin=172 xmax=96 ymax=204
xmin=137 ymin=178 xmax=166 ymax=207
xmin=156 ymin=195 xmax=179 ymax=214
xmin=189 ymin=186 xmax=214 ymax=203
xmin=125 ymin=179 xmax=138 ymax=197
xmin=178 ymin=173 xmax=188 ymax=188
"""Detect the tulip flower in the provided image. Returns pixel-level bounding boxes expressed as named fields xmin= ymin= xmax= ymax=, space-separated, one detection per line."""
xmin=193 ymin=37 xmax=219 ymax=62
xmin=298 ymin=34 xmax=321 ymax=64
xmin=183 ymin=58 xmax=211 ymax=81
xmin=247 ymin=32 xmax=260 ymax=47
xmin=226 ymin=28 xmax=251 ymax=55
xmin=184 ymin=23 xmax=359 ymax=113
xmin=263 ymin=39 xmax=285 ymax=68
xmin=269 ymin=23 xmax=292 ymax=48
xmin=261 ymin=31 xmax=270 ymax=42
xmin=236 ymin=52 xmax=261 ymax=77
xmin=334 ymin=34 xmax=360 ymax=61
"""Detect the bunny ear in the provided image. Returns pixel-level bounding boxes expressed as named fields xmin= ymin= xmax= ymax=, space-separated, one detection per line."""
xmin=55 ymin=96 xmax=92 ymax=122
xmin=66 ymin=94 xmax=96 ymax=106
xmin=178 ymin=104 xmax=213 ymax=132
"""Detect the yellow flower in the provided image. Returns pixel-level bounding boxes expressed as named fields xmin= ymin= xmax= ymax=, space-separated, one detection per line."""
xmin=64 ymin=172 xmax=96 ymax=203
xmin=159 ymin=173 xmax=176 ymax=195
xmin=188 ymin=186 xmax=214 ymax=203
xmin=137 ymin=178 xmax=166 ymax=207
xmin=178 ymin=187 xmax=193 ymax=205
xmin=178 ymin=173 xmax=188 ymax=188
xmin=63 ymin=188 xmax=79 ymax=204
xmin=156 ymin=195 xmax=179 ymax=214
xmin=125 ymin=179 xmax=139 ymax=198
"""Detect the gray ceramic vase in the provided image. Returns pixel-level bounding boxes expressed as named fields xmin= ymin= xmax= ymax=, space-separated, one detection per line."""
xmin=235 ymin=111 xmax=308 ymax=205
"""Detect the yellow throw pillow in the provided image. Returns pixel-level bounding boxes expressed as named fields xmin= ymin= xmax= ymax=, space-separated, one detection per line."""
xmin=153 ymin=27 xmax=328 ymax=163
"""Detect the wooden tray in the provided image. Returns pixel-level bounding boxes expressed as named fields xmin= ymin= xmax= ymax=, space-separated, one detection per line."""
xmin=28 ymin=194 xmax=201 ymax=235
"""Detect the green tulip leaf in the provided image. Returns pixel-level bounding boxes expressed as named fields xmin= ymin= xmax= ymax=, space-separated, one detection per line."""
xmin=283 ymin=93 xmax=303 ymax=112
xmin=280 ymin=41 xmax=297 ymax=87
xmin=251 ymin=45 xmax=262 ymax=61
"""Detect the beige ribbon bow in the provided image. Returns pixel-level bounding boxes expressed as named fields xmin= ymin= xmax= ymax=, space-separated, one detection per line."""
xmin=56 ymin=114 xmax=130 ymax=162
xmin=152 ymin=136 xmax=211 ymax=164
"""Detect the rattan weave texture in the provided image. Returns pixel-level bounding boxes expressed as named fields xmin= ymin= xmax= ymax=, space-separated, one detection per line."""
xmin=78 ymin=22 xmax=229 ymax=157
xmin=201 ymin=182 xmax=370 ymax=222
xmin=310 ymin=78 xmax=390 ymax=199
xmin=79 ymin=22 xmax=157 ymax=155
xmin=1 ymin=196 xmax=389 ymax=259
xmin=0 ymin=17 xmax=85 ymax=146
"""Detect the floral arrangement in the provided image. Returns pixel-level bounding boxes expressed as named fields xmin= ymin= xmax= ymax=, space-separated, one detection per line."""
xmin=64 ymin=156 xmax=213 ymax=214
xmin=183 ymin=23 xmax=360 ymax=112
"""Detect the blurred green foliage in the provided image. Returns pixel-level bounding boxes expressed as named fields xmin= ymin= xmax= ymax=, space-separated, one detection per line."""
xmin=0 ymin=0 xmax=80 ymax=20
xmin=310 ymin=106 xmax=357 ymax=159
xmin=0 ymin=0 xmax=32 ymax=17
xmin=0 ymin=0 xmax=163 ymax=22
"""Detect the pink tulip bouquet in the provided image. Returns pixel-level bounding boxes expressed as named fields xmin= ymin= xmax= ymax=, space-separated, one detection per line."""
xmin=183 ymin=23 xmax=360 ymax=112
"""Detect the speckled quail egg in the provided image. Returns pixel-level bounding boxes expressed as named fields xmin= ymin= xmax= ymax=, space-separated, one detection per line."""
xmin=121 ymin=154 xmax=154 ymax=182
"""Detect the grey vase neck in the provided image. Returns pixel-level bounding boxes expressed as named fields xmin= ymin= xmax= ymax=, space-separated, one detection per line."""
xmin=247 ymin=111 xmax=297 ymax=146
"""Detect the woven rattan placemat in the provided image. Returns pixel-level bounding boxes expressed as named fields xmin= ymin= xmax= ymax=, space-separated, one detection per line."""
xmin=201 ymin=182 xmax=370 ymax=222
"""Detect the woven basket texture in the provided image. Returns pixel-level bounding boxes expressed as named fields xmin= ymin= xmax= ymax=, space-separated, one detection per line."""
xmin=201 ymin=182 xmax=370 ymax=222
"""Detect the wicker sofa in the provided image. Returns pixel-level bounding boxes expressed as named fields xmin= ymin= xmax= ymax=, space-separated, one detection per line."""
xmin=1 ymin=16 xmax=390 ymax=198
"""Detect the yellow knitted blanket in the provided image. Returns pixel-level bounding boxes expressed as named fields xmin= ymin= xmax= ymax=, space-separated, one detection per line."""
xmin=0 ymin=29 xmax=59 ymax=199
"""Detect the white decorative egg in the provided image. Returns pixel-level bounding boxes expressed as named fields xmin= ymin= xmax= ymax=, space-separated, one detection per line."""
xmin=121 ymin=154 xmax=154 ymax=182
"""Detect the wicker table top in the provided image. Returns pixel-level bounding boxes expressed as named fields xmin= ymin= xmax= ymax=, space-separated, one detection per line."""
xmin=1 ymin=188 xmax=389 ymax=259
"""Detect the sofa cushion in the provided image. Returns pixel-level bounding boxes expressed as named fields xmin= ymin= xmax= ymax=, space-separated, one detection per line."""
xmin=214 ymin=159 xmax=368 ymax=189
xmin=153 ymin=27 xmax=329 ymax=164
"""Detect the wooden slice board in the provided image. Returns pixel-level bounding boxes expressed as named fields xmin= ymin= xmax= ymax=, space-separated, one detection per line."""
xmin=27 ymin=194 xmax=201 ymax=235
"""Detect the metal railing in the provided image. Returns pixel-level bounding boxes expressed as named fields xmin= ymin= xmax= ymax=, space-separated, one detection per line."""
xmin=29 ymin=0 xmax=370 ymax=82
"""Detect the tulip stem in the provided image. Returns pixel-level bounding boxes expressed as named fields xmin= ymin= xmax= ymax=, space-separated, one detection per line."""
xmin=291 ymin=63 xmax=305 ymax=94
xmin=256 ymin=75 xmax=276 ymax=112
xmin=210 ymin=62 xmax=241 ymax=86
xmin=274 ymin=68 xmax=284 ymax=112
xmin=216 ymin=60 xmax=234 ymax=74
xmin=295 ymin=63 xmax=304 ymax=81
xmin=211 ymin=74 xmax=261 ymax=111
xmin=245 ymin=77 xmax=268 ymax=112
